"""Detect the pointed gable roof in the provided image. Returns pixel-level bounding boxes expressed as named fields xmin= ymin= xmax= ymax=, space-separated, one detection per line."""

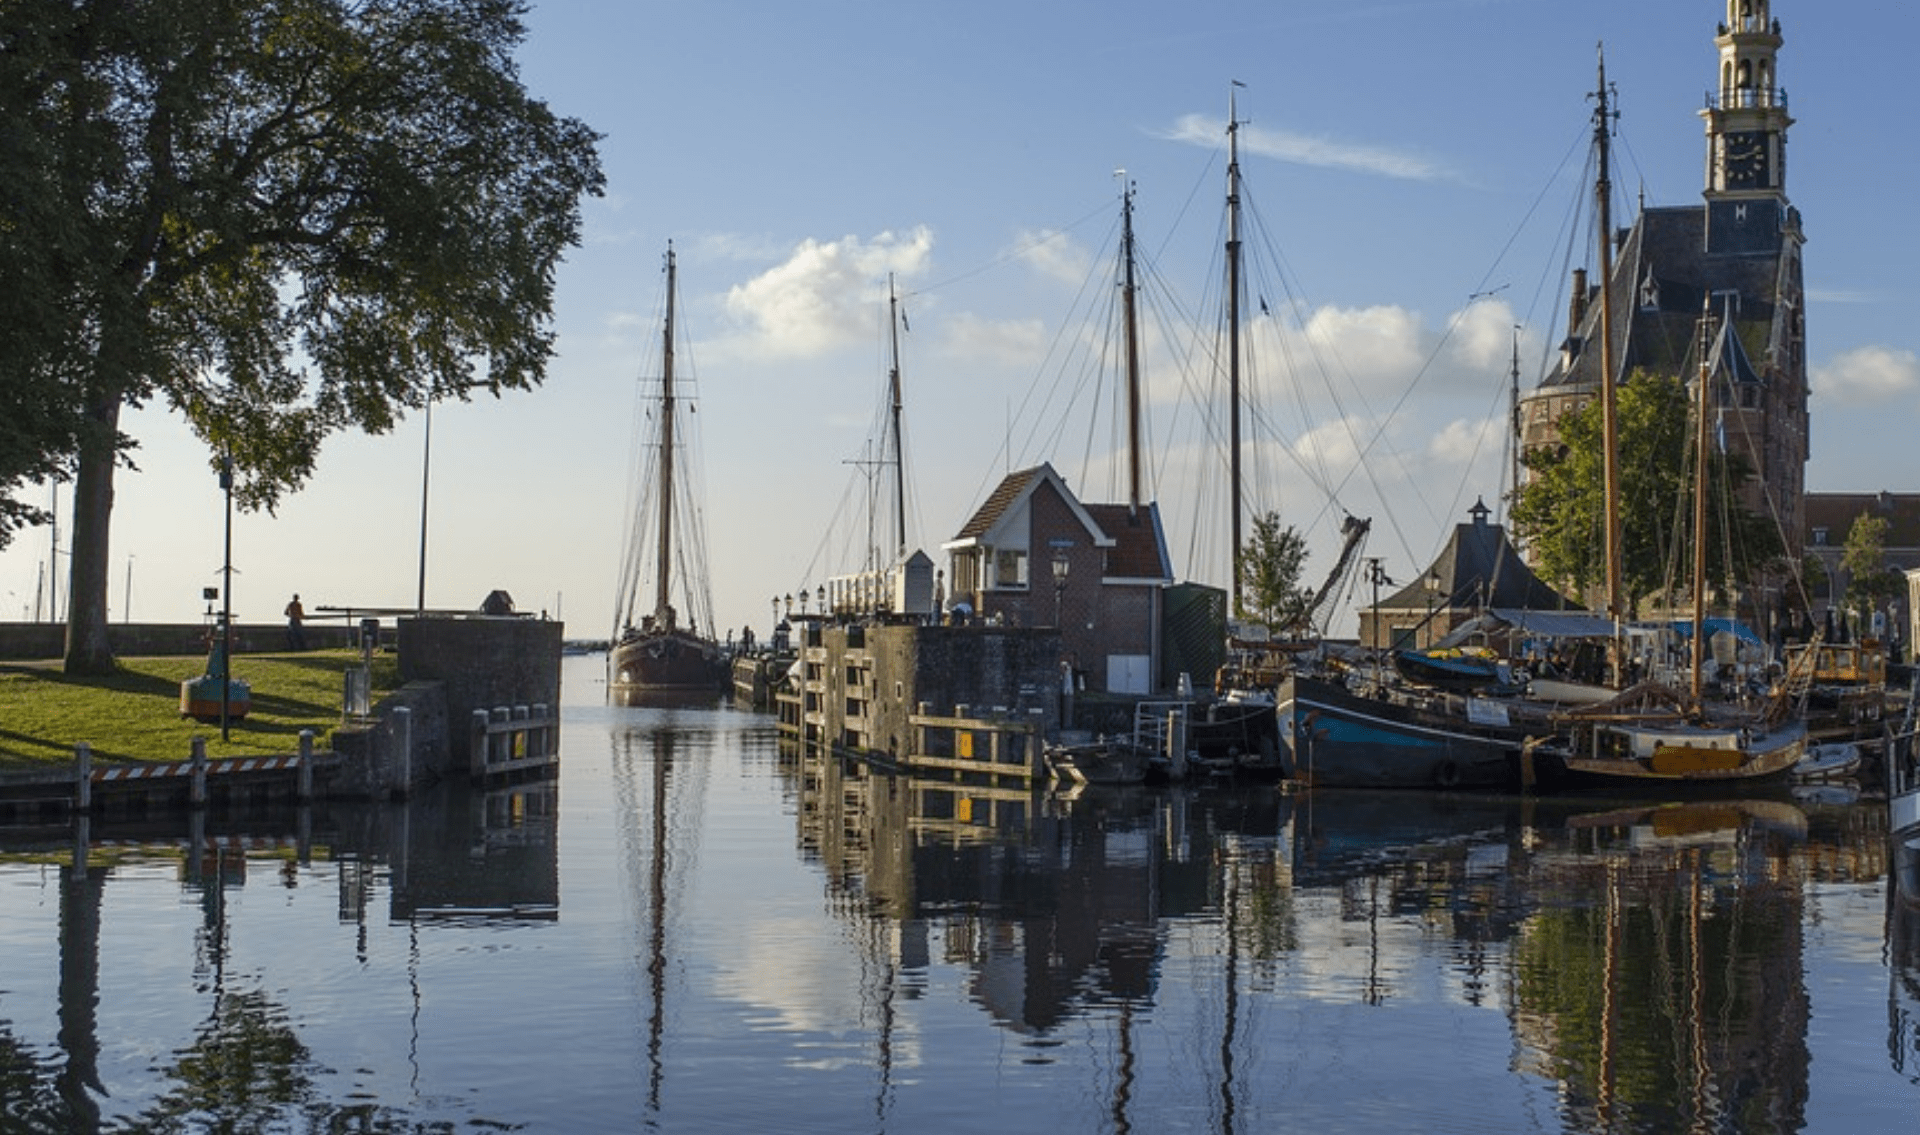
xmin=946 ymin=462 xmax=1109 ymax=549
xmin=1379 ymin=500 xmax=1580 ymax=613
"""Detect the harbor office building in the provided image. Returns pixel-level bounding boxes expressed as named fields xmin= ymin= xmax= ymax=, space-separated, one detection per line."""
xmin=1518 ymin=0 xmax=1809 ymax=637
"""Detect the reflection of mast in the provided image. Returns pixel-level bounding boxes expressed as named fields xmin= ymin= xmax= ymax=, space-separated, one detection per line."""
xmin=646 ymin=729 xmax=673 ymax=1112
xmin=56 ymin=829 xmax=104 ymax=1130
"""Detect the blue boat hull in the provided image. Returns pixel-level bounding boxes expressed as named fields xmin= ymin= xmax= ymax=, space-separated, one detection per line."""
xmin=1276 ymin=673 xmax=1520 ymax=789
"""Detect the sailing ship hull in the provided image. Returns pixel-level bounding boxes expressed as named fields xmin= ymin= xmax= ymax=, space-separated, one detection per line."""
xmin=1275 ymin=673 xmax=1522 ymax=789
xmin=1532 ymin=717 xmax=1807 ymax=793
xmin=610 ymin=630 xmax=729 ymax=695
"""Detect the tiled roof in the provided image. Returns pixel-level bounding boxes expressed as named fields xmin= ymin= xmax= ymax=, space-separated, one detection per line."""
xmin=1805 ymin=492 xmax=1920 ymax=550
xmin=953 ymin=465 xmax=1048 ymax=541
xmin=1084 ymin=503 xmax=1171 ymax=582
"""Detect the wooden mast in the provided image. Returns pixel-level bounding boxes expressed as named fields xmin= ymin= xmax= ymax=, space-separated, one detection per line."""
xmin=1593 ymin=48 xmax=1626 ymax=676
xmin=653 ymin=246 xmax=678 ymax=627
xmin=1121 ymin=180 xmax=1144 ymax=517
xmin=886 ymin=276 xmax=907 ymax=564
xmin=1226 ymin=83 xmax=1246 ymax=615
xmin=1690 ymin=306 xmax=1714 ymax=705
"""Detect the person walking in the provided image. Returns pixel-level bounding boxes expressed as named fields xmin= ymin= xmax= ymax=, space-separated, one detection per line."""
xmin=285 ymin=593 xmax=307 ymax=650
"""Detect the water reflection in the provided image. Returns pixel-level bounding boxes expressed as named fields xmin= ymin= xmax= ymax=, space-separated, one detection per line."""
xmin=782 ymin=741 xmax=1893 ymax=1133
xmin=0 ymin=780 xmax=557 ymax=1132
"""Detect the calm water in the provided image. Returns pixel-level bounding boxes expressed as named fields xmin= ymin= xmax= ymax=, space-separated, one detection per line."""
xmin=2 ymin=653 xmax=1918 ymax=1133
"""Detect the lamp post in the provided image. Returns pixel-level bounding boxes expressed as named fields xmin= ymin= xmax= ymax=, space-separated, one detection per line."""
xmin=218 ymin=453 xmax=234 ymax=742
xmin=1052 ymin=549 xmax=1070 ymax=628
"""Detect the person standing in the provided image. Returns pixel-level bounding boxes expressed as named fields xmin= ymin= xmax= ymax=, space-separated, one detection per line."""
xmin=285 ymin=593 xmax=307 ymax=650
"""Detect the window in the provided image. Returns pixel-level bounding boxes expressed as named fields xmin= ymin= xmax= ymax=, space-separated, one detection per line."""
xmin=1812 ymin=527 xmax=1828 ymax=546
xmin=993 ymin=548 xmax=1029 ymax=589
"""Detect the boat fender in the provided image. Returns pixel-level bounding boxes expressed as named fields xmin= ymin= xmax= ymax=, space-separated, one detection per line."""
xmin=1433 ymin=760 xmax=1462 ymax=789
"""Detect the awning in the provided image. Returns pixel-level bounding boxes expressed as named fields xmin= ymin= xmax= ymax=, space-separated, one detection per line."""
xmin=1667 ymin=618 xmax=1764 ymax=647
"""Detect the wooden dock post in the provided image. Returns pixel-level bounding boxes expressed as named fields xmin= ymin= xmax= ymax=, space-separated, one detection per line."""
xmin=391 ymin=706 xmax=413 ymax=798
xmin=297 ymin=731 xmax=315 ymax=800
xmin=74 ymin=743 xmax=92 ymax=812
xmin=189 ymin=737 xmax=208 ymax=808
xmin=470 ymin=709 xmax=490 ymax=779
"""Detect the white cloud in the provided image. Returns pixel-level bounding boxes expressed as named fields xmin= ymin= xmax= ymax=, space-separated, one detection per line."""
xmin=1160 ymin=114 xmax=1449 ymax=182
xmin=723 ymin=228 xmax=935 ymax=359
xmin=937 ymin=312 xmax=1048 ymax=370
xmin=1009 ymin=228 xmax=1094 ymax=288
xmin=1812 ymin=346 xmax=1920 ymax=406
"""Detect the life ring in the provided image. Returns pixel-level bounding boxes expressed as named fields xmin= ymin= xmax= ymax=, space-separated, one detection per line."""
xmin=1433 ymin=760 xmax=1462 ymax=789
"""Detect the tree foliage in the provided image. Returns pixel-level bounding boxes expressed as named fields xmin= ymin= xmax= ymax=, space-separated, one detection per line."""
xmin=1237 ymin=511 xmax=1311 ymax=632
xmin=0 ymin=0 xmax=604 ymax=671
xmin=1509 ymin=370 xmax=1783 ymax=616
xmin=1840 ymin=513 xmax=1902 ymax=628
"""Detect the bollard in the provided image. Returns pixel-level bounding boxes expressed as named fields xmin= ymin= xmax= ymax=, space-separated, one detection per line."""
xmin=511 ymin=705 xmax=530 ymax=761
xmin=491 ymin=706 xmax=510 ymax=766
xmin=74 ymin=743 xmax=93 ymax=812
xmin=391 ymin=706 xmax=413 ymax=797
xmin=189 ymin=737 xmax=209 ymax=809
xmin=470 ymin=709 xmax=490 ymax=779
xmin=532 ymin=703 xmax=550 ymax=758
xmin=1166 ymin=708 xmax=1188 ymax=781
xmin=297 ymin=730 xmax=315 ymax=801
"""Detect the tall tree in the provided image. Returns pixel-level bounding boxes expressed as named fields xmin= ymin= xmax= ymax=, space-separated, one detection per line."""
xmin=1236 ymin=511 xmax=1310 ymax=633
xmin=0 ymin=0 xmax=604 ymax=672
xmin=1839 ymin=513 xmax=1902 ymax=634
xmin=1510 ymin=371 xmax=1782 ymax=616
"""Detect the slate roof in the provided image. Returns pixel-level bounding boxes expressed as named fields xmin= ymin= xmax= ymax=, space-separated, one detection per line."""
xmin=1379 ymin=503 xmax=1581 ymax=613
xmin=1542 ymin=204 xmax=1788 ymax=391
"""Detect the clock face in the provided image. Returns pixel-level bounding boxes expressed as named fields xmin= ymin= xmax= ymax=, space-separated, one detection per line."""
xmin=1724 ymin=131 xmax=1769 ymax=188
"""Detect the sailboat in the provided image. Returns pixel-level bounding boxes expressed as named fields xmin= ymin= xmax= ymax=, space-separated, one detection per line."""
xmin=1530 ymin=52 xmax=1807 ymax=790
xmin=610 ymin=246 xmax=729 ymax=696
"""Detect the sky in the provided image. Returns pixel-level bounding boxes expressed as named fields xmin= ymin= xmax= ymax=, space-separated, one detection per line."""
xmin=4 ymin=0 xmax=1917 ymax=643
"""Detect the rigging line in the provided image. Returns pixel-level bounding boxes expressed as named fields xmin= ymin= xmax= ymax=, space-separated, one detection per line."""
xmin=906 ymin=200 xmax=1116 ymax=299
xmin=978 ymin=206 xmax=1126 ymax=506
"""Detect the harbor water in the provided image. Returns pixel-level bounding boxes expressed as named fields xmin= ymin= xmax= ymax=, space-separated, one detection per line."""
xmin=1 ymin=653 xmax=1916 ymax=1133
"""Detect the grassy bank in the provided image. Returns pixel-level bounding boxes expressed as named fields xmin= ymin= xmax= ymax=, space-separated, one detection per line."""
xmin=0 ymin=650 xmax=401 ymax=769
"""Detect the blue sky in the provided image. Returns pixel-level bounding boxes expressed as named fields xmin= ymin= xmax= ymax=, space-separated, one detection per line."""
xmin=4 ymin=0 xmax=1915 ymax=641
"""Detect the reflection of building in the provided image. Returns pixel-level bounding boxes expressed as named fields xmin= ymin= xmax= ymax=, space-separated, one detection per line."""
xmin=1520 ymin=1 xmax=1809 ymax=581
xmin=943 ymin=463 xmax=1173 ymax=694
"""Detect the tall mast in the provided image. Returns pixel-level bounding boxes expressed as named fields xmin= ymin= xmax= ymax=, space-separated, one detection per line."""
xmin=1508 ymin=327 xmax=1522 ymax=510
xmin=1690 ymin=307 xmax=1714 ymax=704
xmin=887 ymin=276 xmax=907 ymax=563
xmin=653 ymin=246 xmax=678 ymax=625
xmin=1226 ymin=83 xmax=1246 ymax=614
xmin=1120 ymin=179 xmax=1143 ymax=516
xmin=1593 ymin=48 xmax=1625 ymax=669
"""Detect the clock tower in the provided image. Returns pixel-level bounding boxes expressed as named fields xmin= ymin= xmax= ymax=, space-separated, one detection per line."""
xmin=1702 ymin=0 xmax=1794 ymax=254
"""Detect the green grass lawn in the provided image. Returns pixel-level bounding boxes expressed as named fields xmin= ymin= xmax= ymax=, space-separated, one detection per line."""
xmin=0 ymin=650 xmax=401 ymax=769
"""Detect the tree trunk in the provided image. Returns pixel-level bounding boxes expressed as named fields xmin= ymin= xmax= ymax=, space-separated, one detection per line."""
xmin=63 ymin=389 xmax=122 ymax=675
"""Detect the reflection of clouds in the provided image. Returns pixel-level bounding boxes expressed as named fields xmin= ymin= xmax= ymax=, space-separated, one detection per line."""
xmin=713 ymin=916 xmax=922 ymax=1068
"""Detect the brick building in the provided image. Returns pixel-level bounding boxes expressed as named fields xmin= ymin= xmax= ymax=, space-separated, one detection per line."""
xmin=942 ymin=463 xmax=1172 ymax=694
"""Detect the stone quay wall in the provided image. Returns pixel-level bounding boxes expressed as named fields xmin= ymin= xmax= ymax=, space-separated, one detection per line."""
xmin=0 ymin=621 xmax=359 ymax=660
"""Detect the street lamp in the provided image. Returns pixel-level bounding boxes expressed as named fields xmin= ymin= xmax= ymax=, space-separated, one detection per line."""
xmin=1052 ymin=548 xmax=1070 ymax=627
